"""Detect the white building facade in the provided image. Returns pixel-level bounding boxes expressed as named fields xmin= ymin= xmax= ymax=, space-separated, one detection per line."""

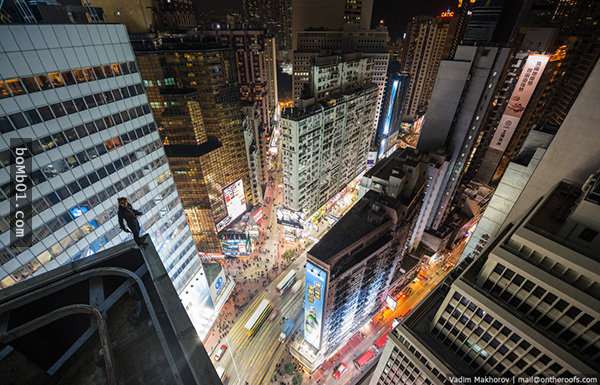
xmin=282 ymin=84 xmax=378 ymax=216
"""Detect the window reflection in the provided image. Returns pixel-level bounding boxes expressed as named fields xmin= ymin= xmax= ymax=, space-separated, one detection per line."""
xmin=6 ymin=78 xmax=25 ymax=95
xmin=48 ymin=72 xmax=65 ymax=88
xmin=36 ymin=75 xmax=53 ymax=90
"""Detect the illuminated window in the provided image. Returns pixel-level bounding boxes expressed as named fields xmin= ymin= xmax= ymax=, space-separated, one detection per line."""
xmin=48 ymin=72 xmax=65 ymax=88
xmin=6 ymin=78 xmax=26 ymax=95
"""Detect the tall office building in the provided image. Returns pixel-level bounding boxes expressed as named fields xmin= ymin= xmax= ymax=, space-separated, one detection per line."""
xmin=0 ymin=0 xmax=103 ymax=24
xmin=294 ymin=148 xmax=427 ymax=370
xmin=401 ymin=14 xmax=454 ymax=121
xmin=195 ymin=29 xmax=279 ymax=194
xmin=369 ymin=176 xmax=600 ymax=384
xmin=281 ymin=55 xmax=378 ymax=217
xmin=293 ymin=29 xmax=389 ymax=134
xmin=373 ymin=65 xmax=409 ymax=160
xmin=243 ymin=0 xmax=292 ymax=52
xmin=134 ymin=36 xmax=255 ymax=244
xmin=416 ymin=46 xmax=511 ymax=231
xmin=0 ymin=24 xmax=215 ymax=333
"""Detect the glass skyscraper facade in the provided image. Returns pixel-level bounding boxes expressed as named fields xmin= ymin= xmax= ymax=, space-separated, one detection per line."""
xmin=0 ymin=24 xmax=213 ymax=330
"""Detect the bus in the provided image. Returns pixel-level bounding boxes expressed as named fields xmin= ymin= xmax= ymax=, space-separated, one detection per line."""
xmin=276 ymin=269 xmax=297 ymax=294
xmin=354 ymin=348 xmax=376 ymax=369
xmin=244 ymin=299 xmax=272 ymax=337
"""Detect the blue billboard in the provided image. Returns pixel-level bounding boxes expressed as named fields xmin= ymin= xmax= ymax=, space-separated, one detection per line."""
xmin=304 ymin=261 xmax=327 ymax=349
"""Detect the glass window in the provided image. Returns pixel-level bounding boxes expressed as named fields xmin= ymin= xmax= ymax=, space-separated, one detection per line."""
xmin=48 ymin=72 xmax=65 ymax=88
xmin=72 ymin=68 xmax=86 ymax=83
xmin=120 ymin=62 xmax=130 ymax=75
xmin=128 ymin=61 xmax=137 ymax=73
xmin=127 ymin=85 xmax=136 ymax=96
xmin=50 ymin=103 xmax=66 ymax=118
xmin=67 ymin=181 xmax=80 ymax=194
xmin=104 ymin=90 xmax=114 ymax=103
xmin=0 ymin=116 xmax=12 ymax=133
xmin=76 ymin=151 xmax=89 ymax=164
xmin=65 ymin=154 xmax=78 ymax=168
xmin=93 ymin=66 xmax=105 ymax=79
xmin=85 ymin=121 xmax=97 ymax=134
xmin=24 ymin=109 xmax=42 ymax=125
xmin=111 ymin=63 xmax=122 ymax=76
xmin=121 ymin=86 xmax=130 ymax=97
xmin=103 ymin=64 xmax=114 ymax=77
xmin=9 ymin=113 xmax=28 ymax=129
xmin=78 ymin=176 xmax=90 ymax=189
xmin=94 ymin=93 xmax=106 ymax=106
xmin=73 ymin=97 xmax=86 ymax=111
xmin=6 ymin=78 xmax=25 ymax=95
xmin=36 ymin=75 xmax=53 ymax=90
xmin=63 ymin=100 xmax=77 ymax=114
xmin=75 ymin=125 xmax=88 ymax=138
xmin=21 ymin=77 xmax=41 ymax=92
xmin=0 ymin=80 xmax=11 ymax=98
xmin=83 ymin=67 xmax=95 ymax=81
xmin=62 ymin=71 xmax=76 ymax=85
xmin=52 ymin=132 xmax=67 ymax=147
xmin=84 ymin=95 xmax=97 ymax=108
xmin=113 ymin=88 xmax=122 ymax=100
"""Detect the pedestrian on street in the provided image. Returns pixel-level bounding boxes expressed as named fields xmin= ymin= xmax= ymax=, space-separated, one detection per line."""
xmin=117 ymin=197 xmax=147 ymax=246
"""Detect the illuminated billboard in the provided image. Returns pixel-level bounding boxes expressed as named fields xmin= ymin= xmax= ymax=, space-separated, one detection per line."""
xmin=276 ymin=207 xmax=304 ymax=229
xmin=490 ymin=54 xmax=549 ymax=152
xmin=216 ymin=179 xmax=247 ymax=232
xmin=304 ymin=261 xmax=327 ymax=349
xmin=220 ymin=231 xmax=252 ymax=257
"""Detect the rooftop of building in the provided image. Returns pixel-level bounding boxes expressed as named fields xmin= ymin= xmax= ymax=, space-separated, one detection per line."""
xmin=163 ymin=136 xmax=221 ymax=158
xmin=308 ymin=191 xmax=392 ymax=267
xmin=364 ymin=148 xmax=424 ymax=181
xmin=0 ymin=236 xmax=220 ymax=385
xmin=525 ymin=179 xmax=600 ymax=261
xmin=281 ymin=82 xmax=378 ymax=121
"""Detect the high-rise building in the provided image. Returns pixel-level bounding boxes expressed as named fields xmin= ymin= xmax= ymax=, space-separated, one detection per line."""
xmin=373 ymin=66 xmax=409 ymax=160
xmin=293 ymin=29 xmax=389 ymax=134
xmin=293 ymin=148 xmax=427 ymax=370
xmin=194 ymin=29 xmax=279 ymax=193
xmin=0 ymin=24 xmax=214 ymax=330
xmin=133 ymin=36 xmax=255 ymax=245
xmin=291 ymin=0 xmax=374 ymax=49
xmin=281 ymin=55 xmax=378 ymax=217
xmin=88 ymin=0 xmax=196 ymax=32
xmin=0 ymin=0 xmax=104 ymax=24
xmin=0 ymin=238 xmax=223 ymax=385
xmin=462 ymin=0 xmax=505 ymax=44
xmin=416 ymin=46 xmax=511 ymax=231
xmin=153 ymin=88 xmax=231 ymax=253
xmin=401 ymin=14 xmax=454 ymax=121
xmin=369 ymin=175 xmax=600 ymax=384
xmin=243 ymin=0 xmax=292 ymax=52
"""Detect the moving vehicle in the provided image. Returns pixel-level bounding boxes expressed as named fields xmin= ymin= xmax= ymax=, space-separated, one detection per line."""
xmin=332 ymin=363 xmax=348 ymax=380
xmin=353 ymin=348 xmax=376 ymax=369
xmin=244 ymin=298 xmax=272 ymax=337
xmin=213 ymin=344 xmax=227 ymax=361
xmin=290 ymin=279 xmax=303 ymax=294
xmin=276 ymin=269 xmax=297 ymax=294
xmin=279 ymin=318 xmax=295 ymax=342
xmin=373 ymin=334 xmax=388 ymax=351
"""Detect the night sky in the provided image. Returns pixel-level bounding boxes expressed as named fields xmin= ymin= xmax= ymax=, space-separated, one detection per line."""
xmin=372 ymin=0 xmax=456 ymax=39
xmin=196 ymin=0 xmax=457 ymax=40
